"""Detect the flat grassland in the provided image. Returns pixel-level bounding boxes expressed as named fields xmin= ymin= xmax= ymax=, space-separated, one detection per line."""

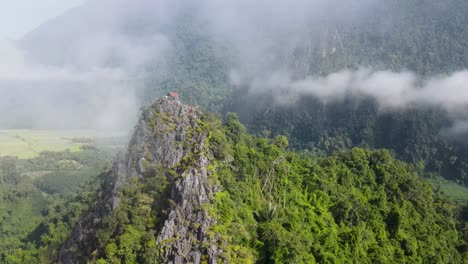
xmin=428 ymin=176 xmax=468 ymax=203
xmin=0 ymin=130 xmax=97 ymax=159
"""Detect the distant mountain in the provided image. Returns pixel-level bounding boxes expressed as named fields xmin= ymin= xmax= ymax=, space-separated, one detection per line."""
xmin=20 ymin=0 xmax=167 ymax=67
xmin=15 ymin=0 xmax=468 ymax=184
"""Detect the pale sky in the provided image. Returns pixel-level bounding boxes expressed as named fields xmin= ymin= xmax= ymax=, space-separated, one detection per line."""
xmin=0 ymin=0 xmax=86 ymax=40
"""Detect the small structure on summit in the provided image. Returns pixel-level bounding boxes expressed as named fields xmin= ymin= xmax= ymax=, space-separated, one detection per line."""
xmin=166 ymin=92 xmax=180 ymax=101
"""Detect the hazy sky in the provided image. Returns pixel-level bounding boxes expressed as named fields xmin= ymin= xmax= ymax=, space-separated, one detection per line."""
xmin=0 ymin=0 xmax=85 ymax=39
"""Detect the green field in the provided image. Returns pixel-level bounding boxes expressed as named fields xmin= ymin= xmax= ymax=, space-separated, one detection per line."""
xmin=428 ymin=176 xmax=468 ymax=203
xmin=0 ymin=130 xmax=126 ymax=159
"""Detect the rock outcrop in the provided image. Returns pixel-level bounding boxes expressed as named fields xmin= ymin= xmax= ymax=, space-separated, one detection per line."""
xmin=59 ymin=99 xmax=223 ymax=264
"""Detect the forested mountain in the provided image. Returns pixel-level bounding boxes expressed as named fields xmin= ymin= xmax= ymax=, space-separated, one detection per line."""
xmin=2 ymin=0 xmax=468 ymax=263
xmin=3 ymin=100 xmax=466 ymax=263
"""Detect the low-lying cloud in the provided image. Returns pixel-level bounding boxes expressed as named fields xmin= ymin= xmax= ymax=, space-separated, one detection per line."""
xmin=0 ymin=39 xmax=137 ymax=130
xmin=248 ymin=68 xmax=468 ymax=110
xmin=243 ymin=68 xmax=468 ymax=135
xmin=0 ymin=31 xmax=170 ymax=131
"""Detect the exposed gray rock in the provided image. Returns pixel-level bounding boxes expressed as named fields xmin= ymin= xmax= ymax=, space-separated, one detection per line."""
xmin=59 ymin=99 xmax=223 ymax=264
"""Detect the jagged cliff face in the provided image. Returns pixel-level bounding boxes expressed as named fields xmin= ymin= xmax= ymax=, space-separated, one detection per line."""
xmin=59 ymin=99 xmax=223 ymax=264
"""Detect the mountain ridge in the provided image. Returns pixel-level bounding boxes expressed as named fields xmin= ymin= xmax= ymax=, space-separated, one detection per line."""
xmin=59 ymin=99 xmax=224 ymax=263
xmin=53 ymin=99 xmax=467 ymax=263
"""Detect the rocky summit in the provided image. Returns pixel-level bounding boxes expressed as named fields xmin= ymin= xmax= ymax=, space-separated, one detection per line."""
xmin=59 ymin=99 xmax=223 ymax=264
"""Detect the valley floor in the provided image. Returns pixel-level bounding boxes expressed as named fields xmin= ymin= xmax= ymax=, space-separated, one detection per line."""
xmin=0 ymin=130 xmax=127 ymax=159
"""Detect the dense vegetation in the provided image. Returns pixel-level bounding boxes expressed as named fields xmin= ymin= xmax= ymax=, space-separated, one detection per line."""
xmin=329 ymin=0 xmax=468 ymax=75
xmin=208 ymin=114 xmax=468 ymax=263
xmin=235 ymin=97 xmax=468 ymax=187
xmin=16 ymin=113 xmax=465 ymax=263
xmin=0 ymin=148 xmax=114 ymax=263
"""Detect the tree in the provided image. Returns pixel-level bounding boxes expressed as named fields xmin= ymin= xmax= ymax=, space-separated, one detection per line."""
xmin=0 ymin=157 xmax=19 ymax=185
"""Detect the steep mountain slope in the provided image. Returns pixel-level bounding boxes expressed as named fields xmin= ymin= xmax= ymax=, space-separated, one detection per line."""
xmin=236 ymin=96 xmax=468 ymax=186
xmin=48 ymin=100 xmax=467 ymax=263
xmin=286 ymin=0 xmax=468 ymax=76
xmin=59 ymin=99 xmax=224 ymax=263
xmin=206 ymin=114 xmax=467 ymax=263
